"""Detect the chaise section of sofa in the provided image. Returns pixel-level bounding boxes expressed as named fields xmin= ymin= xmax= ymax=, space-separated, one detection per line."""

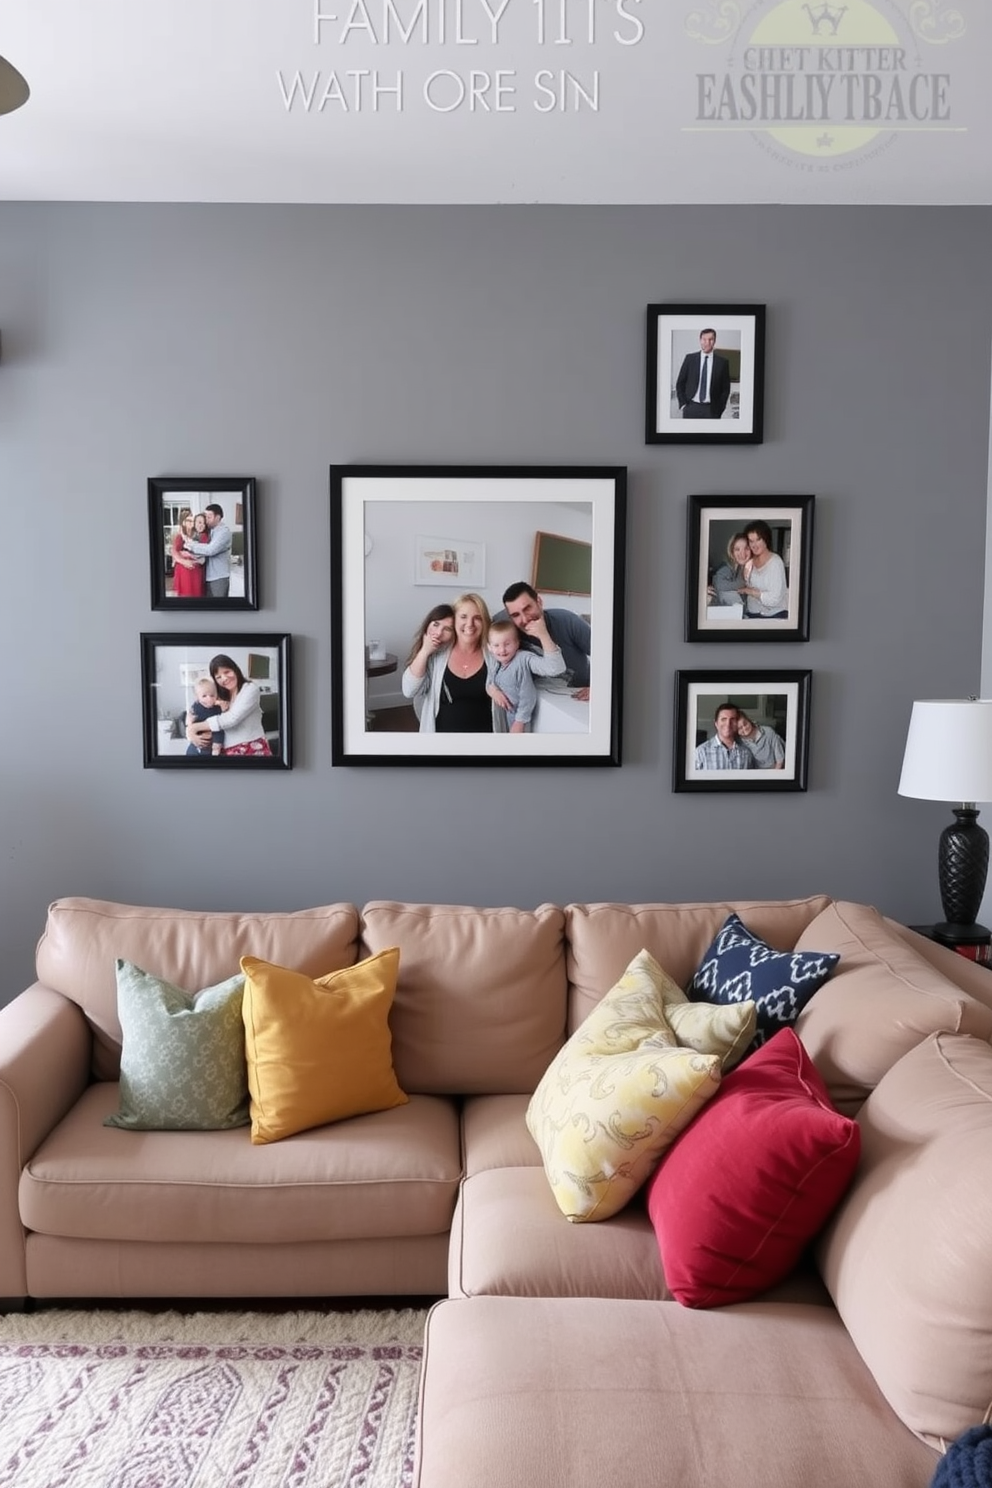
xmin=413 ymin=1295 xmax=942 ymax=1488
xmin=426 ymin=896 xmax=992 ymax=1488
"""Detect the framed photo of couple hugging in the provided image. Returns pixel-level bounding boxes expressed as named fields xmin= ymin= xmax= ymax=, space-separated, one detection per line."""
xmin=646 ymin=304 xmax=766 ymax=445
xmin=330 ymin=464 xmax=627 ymax=767
xmin=147 ymin=476 xmax=258 ymax=610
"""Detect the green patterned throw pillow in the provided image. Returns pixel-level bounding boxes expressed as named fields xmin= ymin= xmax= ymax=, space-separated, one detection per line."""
xmin=104 ymin=960 xmax=250 ymax=1131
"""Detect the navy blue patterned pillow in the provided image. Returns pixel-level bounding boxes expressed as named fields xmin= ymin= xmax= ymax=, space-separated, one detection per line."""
xmin=689 ymin=913 xmax=839 ymax=1048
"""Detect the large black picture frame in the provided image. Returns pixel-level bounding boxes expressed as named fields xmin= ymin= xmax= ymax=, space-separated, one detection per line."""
xmin=148 ymin=475 xmax=258 ymax=610
xmin=685 ymin=494 xmax=814 ymax=642
xmin=140 ymin=632 xmax=291 ymax=769
xmin=674 ymin=669 xmax=811 ymax=792
xmin=646 ymin=304 xmax=766 ymax=445
xmin=330 ymin=463 xmax=627 ymax=766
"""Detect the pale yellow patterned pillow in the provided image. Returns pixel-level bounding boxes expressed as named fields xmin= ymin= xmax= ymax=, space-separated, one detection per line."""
xmin=525 ymin=949 xmax=724 ymax=1222
xmin=637 ymin=948 xmax=757 ymax=1070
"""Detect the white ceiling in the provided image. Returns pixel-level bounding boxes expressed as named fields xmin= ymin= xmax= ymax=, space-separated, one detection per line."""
xmin=1 ymin=0 xmax=989 ymax=205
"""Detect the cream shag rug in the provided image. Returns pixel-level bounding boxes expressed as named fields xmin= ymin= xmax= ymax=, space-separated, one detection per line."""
xmin=0 ymin=1306 xmax=427 ymax=1488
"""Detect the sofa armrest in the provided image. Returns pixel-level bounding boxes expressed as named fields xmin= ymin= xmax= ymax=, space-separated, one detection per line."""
xmin=886 ymin=918 xmax=992 ymax=1013
xmin=0 ymin=985 xmax=92 ymax=1301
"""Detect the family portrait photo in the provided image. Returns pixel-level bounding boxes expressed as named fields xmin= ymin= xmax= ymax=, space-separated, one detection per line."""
xmin=330 ymin=465 xmax=627 ymax=766
xmin=673 ymin=670 xmax=811 ymax=792
xmin=147 ymin=476 xmax=258 ymax=610
xmin=140 ymin=634 xmax=291 ymax=769
xmin=685 ymin=495 xmax=814 ymax=641
xmin=646 ymin=304 xmax=766 ymax=444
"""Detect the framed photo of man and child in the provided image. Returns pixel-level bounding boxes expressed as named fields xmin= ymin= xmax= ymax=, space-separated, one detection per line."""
xmin=148 ymin=476 xmax=259 ymax=610
xmin=330 ymin=464 xmax=627 ymax=766
xmin=646 ymin=304 xmax=766 ymax=445
xmin=685 ymin=495 xmax=814 ymax=642
xmin=140 ymin=634 xmax=292 ymax=769
xmin=674 ymin=670 xmax=811 ymax=793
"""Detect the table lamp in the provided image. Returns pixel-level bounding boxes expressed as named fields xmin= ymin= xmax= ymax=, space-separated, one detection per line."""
xmin=898 ymin=698 xmax=992 ymax=944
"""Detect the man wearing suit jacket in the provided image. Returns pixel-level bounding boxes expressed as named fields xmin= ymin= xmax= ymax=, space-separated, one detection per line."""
xmin=675 ymin=328 xmax=732 ymax=421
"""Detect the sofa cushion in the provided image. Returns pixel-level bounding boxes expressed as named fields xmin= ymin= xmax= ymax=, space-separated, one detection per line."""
xmin=20 ymin=1082 xmax=460 ymax=1244
xmin=454 ymin=1096 xmax=833 ymax=1304
xmin=241 ymin=949 xmax=407 ymax=1144
xmin=795 ymin=901 xmax=992 ymax=1114
xmin=104 ymin=960 xmax=250 ymax=1131
xmin=526 ymin=950 xmax=722 ymax=1222
xmin=689 ymin=913 xmax=839 ymax=1048
xmin=646 ymin=1029 xmax=859 ymax=1308
xmin=462 ymin=1094 xmax=545 ymax=1177
xmin=35 ymin=898 xmax=361 ymax=1081
xmin=361 ymin=902 xmax=566 ymax=1095
xmin=415 ymin=1296 xmax=940 ymax=1488
xmin=564 ymin=897 xmax=832 ymax=1034
xmin=449 ymin=1165 xmax=672 ymax=1301
xmin=816 ymin=1031 xmax=992 ymax=1448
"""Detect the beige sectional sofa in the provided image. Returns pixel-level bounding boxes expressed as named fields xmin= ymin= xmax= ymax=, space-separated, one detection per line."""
xmin=4 ymin=893 xmax=992 ymax=1487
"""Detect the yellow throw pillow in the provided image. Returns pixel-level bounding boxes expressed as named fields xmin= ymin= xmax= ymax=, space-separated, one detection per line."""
xmin=526 ymin=949 xmax=723 ymax=1222
xmin=241 ymin=948 xmax=408 ymax=1145
xmin=635 ymin=947 xmax=757 ymax=1070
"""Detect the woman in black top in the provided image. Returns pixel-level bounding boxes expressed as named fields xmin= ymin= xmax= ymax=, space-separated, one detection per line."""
xmin=402 ymin=591 xmax=493 ymax=733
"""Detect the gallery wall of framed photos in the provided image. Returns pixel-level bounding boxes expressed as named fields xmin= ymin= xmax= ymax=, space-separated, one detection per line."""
xmin=138 ymin=306 xmax=816 ymax=785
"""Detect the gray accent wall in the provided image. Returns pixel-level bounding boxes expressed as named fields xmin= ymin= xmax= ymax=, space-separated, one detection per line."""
xmin=1 ymin=204 xmax=990 ymax=1002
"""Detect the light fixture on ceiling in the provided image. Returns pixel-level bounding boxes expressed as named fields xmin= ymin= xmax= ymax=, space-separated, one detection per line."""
xmin=0 ymin=55 xmax=30 ymax=116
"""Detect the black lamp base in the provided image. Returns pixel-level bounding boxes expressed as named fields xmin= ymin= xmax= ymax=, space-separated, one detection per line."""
xmin=936 ymin=806 xmax=990 ymax=942
xmin=932 ymin=920 xmax=992 ymax=947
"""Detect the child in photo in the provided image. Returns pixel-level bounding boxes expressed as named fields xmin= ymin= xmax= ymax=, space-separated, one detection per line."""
xmin=485 ymin=619 xmax=565 ymax=734
xmin=185 ymin=676 xmax=227 ymax=757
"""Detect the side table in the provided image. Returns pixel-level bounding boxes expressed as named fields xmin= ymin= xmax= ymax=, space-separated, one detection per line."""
xmin=365 ymin=651 xmax=398 ymax=728
xmin=908 ymin=923 xmax=992 ymax=967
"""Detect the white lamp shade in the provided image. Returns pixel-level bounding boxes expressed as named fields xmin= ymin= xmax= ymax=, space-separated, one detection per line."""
xmin=0 ymin=56 xmax=29 ymax=116
xmin=898 ymin=699 xmax=992 ymax=803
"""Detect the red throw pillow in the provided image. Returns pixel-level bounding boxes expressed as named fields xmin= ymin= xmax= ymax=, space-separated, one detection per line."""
xmin=645 ymin=1028 xmax=860 ymax=1307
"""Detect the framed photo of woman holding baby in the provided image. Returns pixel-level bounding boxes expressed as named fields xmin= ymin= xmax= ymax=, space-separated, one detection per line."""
xmin=140 ymin=633 xmax=291 ymax=769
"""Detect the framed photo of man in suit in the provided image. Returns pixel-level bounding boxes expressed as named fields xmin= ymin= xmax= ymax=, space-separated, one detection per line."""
xmin=646 ymin=304 xmax=766 ymax=445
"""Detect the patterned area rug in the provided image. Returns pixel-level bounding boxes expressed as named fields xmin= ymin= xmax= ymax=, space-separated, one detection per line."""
xmin=0 ymin=1306 xmax=427 ymax=1488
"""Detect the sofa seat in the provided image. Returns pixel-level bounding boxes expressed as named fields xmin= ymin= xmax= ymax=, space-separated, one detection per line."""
xmin=20 ymin=1082 xmax=462 ymax=1245
xmin=414 ymin=1296 xmax=940 ymax=1488
xmin=453 ymin=1093 xmax=833 ymax=1305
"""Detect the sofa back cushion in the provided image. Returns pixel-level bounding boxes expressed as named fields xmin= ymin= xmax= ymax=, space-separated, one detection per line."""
xmin=361 ymin=902 xmax=566 ymax=1094
xmin=794 ymin=901 xmax=992 ymax=1114
xmin=815 ymin=1031 xmax=992 ymax=1447
xmin=565 ymin=897 xmax=832 ymax=1034
xmin=36 ymin=898 xmax=361 ymax=1080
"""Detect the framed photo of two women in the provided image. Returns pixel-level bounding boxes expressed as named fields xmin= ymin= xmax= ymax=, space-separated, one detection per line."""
xmin=646 ymin=304 xmax=766 ymax=445
xmin=685 ymin=495 xmax=814 ymax=643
